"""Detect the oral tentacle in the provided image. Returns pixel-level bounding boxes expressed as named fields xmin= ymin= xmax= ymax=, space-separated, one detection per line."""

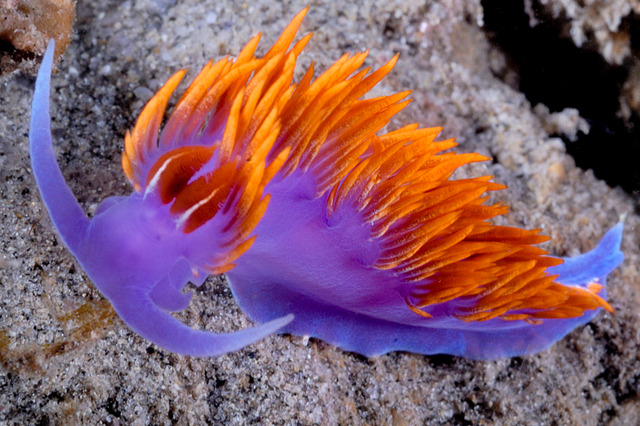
xmin=112 ymin=289 xmax=293 ymax=357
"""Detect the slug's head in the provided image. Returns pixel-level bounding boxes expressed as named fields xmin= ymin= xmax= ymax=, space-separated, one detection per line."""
xmin=28 ymin=38 xmax=294 ymax=356
xmin=85 ymin=194 xmax=191 ymax=290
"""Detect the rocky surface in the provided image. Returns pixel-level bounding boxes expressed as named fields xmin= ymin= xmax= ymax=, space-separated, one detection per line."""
xmin=0 ymin=0 xmax=638 ymax=424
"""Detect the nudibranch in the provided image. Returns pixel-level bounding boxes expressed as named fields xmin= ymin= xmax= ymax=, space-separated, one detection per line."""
xmin=29 ymin=9 xmax=624 ymax=360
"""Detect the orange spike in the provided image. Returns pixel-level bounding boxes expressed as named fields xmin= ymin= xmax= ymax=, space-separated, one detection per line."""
xmin=227 ymin=195 xmax=271 ymax=243
xmin=405 ymin=299 xmax=433 ymax=318
xmin=236 ymin=33 xmax=261 ymax=64
xmin=123 ymin=70 xmax=186 ymax=189
xmin=217 ymin=90 xmax=243 ymax=164
xmin=263 ymin=7 xmax=309 ymax=60
xmin=174 ymin=59 xmax=231 ymax=142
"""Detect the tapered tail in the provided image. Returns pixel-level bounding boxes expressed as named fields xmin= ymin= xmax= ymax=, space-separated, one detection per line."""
xmin=551 ymin=222 xmax=624 ymax=287
xmin=30 ymin=39 xmax=90 ymax=252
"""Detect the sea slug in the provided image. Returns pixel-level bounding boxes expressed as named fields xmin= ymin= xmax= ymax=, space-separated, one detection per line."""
xmin=29 ymin=9 xmax=624 ymax=360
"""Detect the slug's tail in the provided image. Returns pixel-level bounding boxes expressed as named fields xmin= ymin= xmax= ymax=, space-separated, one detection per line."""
xmin=111 ymin=289 xmax=293 ymax=357
xmin=29 ymin=39 xmax=90 ymax=252
xmin=551 ymin=223 xmax=624 ymax=286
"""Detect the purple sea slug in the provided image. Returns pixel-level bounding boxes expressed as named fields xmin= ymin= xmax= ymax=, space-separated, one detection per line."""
xmin=29 ymin=9 xmax=624 ymax=360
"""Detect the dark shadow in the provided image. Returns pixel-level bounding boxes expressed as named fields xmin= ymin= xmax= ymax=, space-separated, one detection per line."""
xmin=482 ymin=0 xmax=640 ymax=199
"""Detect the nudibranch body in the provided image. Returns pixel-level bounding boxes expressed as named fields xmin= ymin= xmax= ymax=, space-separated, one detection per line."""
xmin=30 ymin=9 xmax=623 ymax=360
